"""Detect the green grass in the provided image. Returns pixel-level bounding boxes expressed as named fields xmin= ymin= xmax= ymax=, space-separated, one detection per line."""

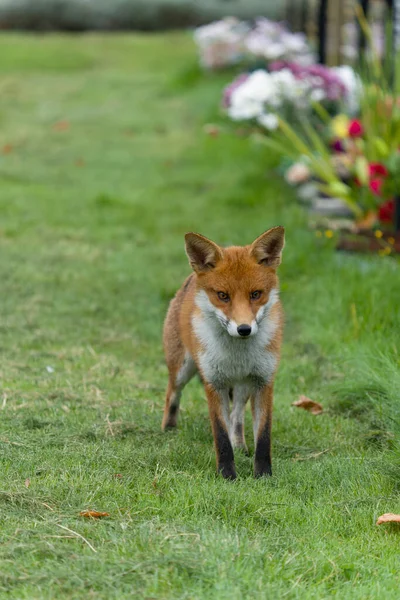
xmin=0 ymin=32 xmax=400 ymax=599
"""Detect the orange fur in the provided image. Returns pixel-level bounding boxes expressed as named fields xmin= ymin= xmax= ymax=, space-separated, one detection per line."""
xmin=162 ymin=228 xmax=285 ymax=479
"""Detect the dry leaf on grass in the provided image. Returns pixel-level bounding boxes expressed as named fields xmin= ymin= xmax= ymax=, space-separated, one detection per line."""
xmin=24 ymin=478 xmax=30 ymax=488
xmin=79 ymin=510 xmax=110 ymax=519
xmin=2 ymin=144 xmax=13 ymax=154
xmin=376 ymin=513 xmax=400 ymax=525
xmin=52 ymin=120 xmax=70 ymax=132
xmin=203 ymin=123 xmax=220 ymax=137
xmin=292 ymin=395 xmax=323 ymax=415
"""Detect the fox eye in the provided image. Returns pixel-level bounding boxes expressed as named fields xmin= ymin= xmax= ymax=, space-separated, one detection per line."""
xmin=250 ymin=290 xmax=262 ymax=300
xmin=217 ymin=291 xmax=230 ymax=302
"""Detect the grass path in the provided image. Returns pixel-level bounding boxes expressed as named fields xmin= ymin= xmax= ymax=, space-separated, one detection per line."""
xmin=0 ymin=33 xmax=399 ymax=599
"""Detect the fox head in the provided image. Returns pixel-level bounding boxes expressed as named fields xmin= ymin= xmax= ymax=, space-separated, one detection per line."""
xmin=185 ymin=227 xmax=285 ymax=338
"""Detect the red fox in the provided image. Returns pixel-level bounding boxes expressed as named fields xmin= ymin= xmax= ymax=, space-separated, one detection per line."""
xmin=162 ymin=227 xmax=285 ymax=479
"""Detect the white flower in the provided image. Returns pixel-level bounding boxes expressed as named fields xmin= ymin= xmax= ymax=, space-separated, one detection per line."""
xmin=194 ymin=18 xmax=249 ymax=69
xmin=228 ymin=70 xmax=277 ymax=119
xmin=257 ymin=113 xmax=279 ymax=130
xmin=332 ymin=65 xmax=361 ymax=114
xmin=295 ymin=53 xmax=317 ymax=67
xmin=228 ymin=100 xmax=263 ymax=120
xmin=225 ymin=62 xmax=336 ymax=124
xmin=281 ymin=32 xmax=308 ymax=53
xmin=195 ymin=17 xmax=316 ymax=70
xmin=194 ymin=18 xmax=243 ymax=44
xmin=310 ymin=89 xmax=325 ymax=102
xmin=227 ymin=70 xmax=277 ymax=120
xmin=241 ymin=70 xmax=275 ymax=101
xmin=244 ymin=20 xmax=314 ymax=63
xmin=264 ymin=43 xmax=287 ymax=60
xmin=272 ymin=68 xmax=295 ymax=86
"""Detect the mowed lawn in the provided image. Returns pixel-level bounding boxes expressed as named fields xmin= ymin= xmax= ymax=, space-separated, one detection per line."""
xmin=0 ymin=32 xmax=400 ymax=599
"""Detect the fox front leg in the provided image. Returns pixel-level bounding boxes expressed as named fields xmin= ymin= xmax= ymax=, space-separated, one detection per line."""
xmin=251 ymin=383 xmax=274 ymax=477
xmin=205 ymin=383 xmax=236 ymax=480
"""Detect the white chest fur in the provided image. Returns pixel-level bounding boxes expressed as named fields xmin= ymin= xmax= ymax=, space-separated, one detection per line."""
xmin=192 ymin=290 xmax=279 ymax=389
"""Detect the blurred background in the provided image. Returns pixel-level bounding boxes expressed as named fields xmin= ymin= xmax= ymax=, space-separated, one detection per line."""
xmin=0 ymin=0 xmax=323 ymax=31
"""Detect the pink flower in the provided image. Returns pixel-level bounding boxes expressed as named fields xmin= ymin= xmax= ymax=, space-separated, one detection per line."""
xmin=369 ymin=178 xmax=383 ymax=196
xmin=368 ymin=162 xmax=388 ymax=177
xmin=348 ymin=119 xmax=364 ymax=138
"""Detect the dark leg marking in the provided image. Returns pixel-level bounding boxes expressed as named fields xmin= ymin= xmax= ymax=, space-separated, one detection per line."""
xmin=163 ymin=407 xmax=178 ymax=429
xmin=216 ymin=419 xmax=236 ymax=480
xmin=254 ymin=420 xmax=272 ymax=478
xmin=168 ymin=403 xmax=178 ymax=418
xmin=162 ymin=382 xmax=181 ymax=430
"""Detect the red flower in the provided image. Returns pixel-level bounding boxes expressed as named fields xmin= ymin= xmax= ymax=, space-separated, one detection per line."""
xmin=378 ymin=199 xmax=394 ymax=222
xmin=369 ymin=178 xmax=383 ymax=196
xmin=348 ymin=119 xmax=364 ymax=138
xmin=368 ymin=162 xmax=388 ymax=178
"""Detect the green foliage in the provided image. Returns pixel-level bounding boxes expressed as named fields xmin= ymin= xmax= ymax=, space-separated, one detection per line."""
xmin=0 ymin=32 xmax=399 ymax=599
xmin=0 ymin=0 xmax=297 ymax=31
xmin=384 ymin=151 xmax=400 ymax=197
xmin=262 ymin=117 xmax=364 ymax=218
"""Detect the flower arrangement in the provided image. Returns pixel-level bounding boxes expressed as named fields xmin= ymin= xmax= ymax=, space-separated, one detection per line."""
xmin=194 ymin=17 xmax=314 ymax=70
xmin=244 ymin=18 xmax=314 ymax=65
xmin=264 ymin=95 xmax=400 ymax=227
xmin=230 ymin=9 xmax=400 ymax=233
xmin=270 ymin=63 xmax=360 ymax=114
xmin=193 ymin=18 xmax=249 ymax=69
xmin=200 ymin=9 xmax=400 ymax=252
xmin=223 ymin=64 xmax=359 ymax=131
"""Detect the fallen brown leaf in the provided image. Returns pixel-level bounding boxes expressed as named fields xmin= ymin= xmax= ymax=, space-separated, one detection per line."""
xmin=52 ymin=120 xmax=70 ymax=132
xmin=376 ymin=513 xmax=400 ymax=525
xmin=79 ymin=510 xmax=110 ymax=519
xmin=203 ymin=123 xmax=220 ymax=137
xmin=2 ymin=144 xmax=13 ymax=154
xmin=292 ymin=395 xmax=323 ymax=415
xmin=24 ymin=478 xmax=30 ymax=488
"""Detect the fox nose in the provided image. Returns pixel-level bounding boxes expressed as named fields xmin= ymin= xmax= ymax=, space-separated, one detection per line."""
xmin=237 ymin=324 xmax=252 ymax=337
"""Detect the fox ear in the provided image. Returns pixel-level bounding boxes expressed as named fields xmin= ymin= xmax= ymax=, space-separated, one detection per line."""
xmin=185 ymin=233 xmax=223 ymax=273
xmin=250 ymin=226 xmax=285 ymax=268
